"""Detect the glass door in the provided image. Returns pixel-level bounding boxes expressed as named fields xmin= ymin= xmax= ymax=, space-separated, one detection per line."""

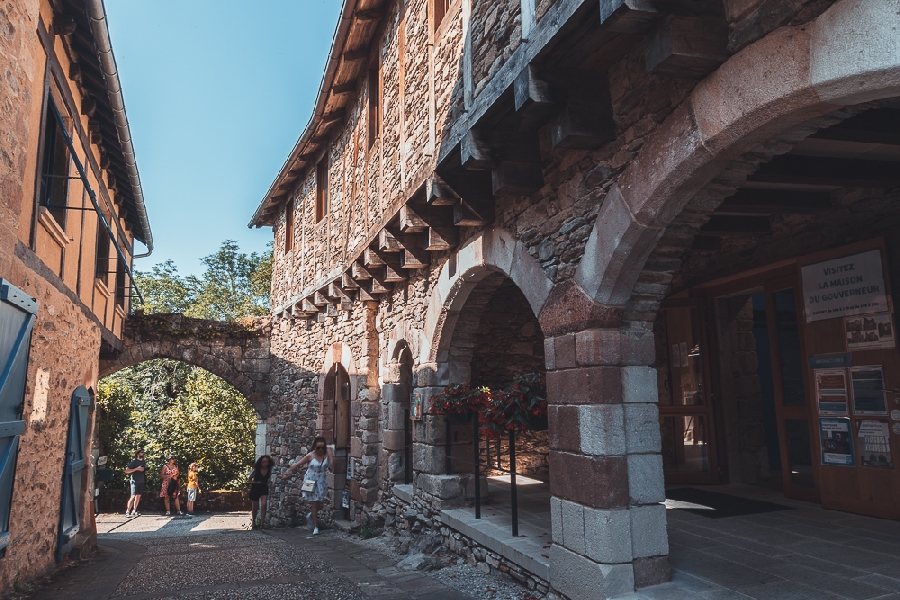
xmin=659 ymin=299 xmax=722 ymax=483
xmin=764 ymin=276 xmax=820 ymax=502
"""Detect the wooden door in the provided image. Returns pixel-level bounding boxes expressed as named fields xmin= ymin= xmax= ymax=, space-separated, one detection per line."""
xmin=764 ymin=276 xmax=820 ymax=502
xmin=659 ymin=299 xmax=722 ymax=483
xmin=333 ymin=365 xmax=351 ymax=449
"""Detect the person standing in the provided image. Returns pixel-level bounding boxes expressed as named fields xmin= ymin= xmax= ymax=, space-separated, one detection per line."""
xmin=160 ymin=455 xmax=184 ymax=516
xmin=248 ymin=455 xmax=273 ymax=529
xmin=280 ymin=437 xmax=333 ymax=536
xmin=186 ymin=462 xmax=201 ymax=516
xmin=124 ymin=448 xmax=146 ymax=517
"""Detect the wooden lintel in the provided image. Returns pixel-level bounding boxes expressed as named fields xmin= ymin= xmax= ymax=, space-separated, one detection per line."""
xmin=492 ymin=162 xmax=545 ymax=196
xmin=425 ymin=226 xmax=459 ymax=251
xmin=341 ymin=272 xmax=361 ymax=289
xmin=351 ymin=261 xmax=372 ymax=280
xmin=453 ymin=199 xmax=495 ymax=226
xmin=378 ymin=229 xmax=405 ymax=252
xmin=646 ymin=16 xmax=728 ymax=79
xmin=460 ymin=129 xmax=497 ymax=170
xmin=427 ymin=173 xmax=460 ymax=206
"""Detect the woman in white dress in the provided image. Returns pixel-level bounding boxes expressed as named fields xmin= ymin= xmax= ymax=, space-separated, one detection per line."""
xmin=281 ymin=436 xmax=334 ymax=535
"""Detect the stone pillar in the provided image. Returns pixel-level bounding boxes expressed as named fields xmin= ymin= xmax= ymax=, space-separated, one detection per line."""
xmin=545 ymin=328 xmax=669 ymax=599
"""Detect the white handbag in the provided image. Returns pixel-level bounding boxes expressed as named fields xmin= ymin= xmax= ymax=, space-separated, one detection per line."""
xmin=301 ymin=479 xmax=316 ymax=493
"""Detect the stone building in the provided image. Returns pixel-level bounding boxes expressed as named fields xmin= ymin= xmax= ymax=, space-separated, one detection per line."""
xmin=249 ymin=0 xmax=900 ymax=598
xmin=0 ymin=0 xmax=150 ymax=589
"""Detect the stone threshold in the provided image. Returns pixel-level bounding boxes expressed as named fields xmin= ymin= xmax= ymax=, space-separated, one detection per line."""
xmin=393 ymin=482 xmax=550 ymax=581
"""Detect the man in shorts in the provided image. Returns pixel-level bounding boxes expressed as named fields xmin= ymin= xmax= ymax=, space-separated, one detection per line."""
xmin=125 ymin=448 xmax=146 ymax=517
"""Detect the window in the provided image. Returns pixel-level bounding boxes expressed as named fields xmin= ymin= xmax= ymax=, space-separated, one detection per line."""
xmin=285 ymin=199 xmax=294 ymax=252
xmin=316 ymin=160 xmax=328 ymax=222
xmin=115 ymin=256 xmax=128 ymax=309
xmin=38 ymin=97 xmax=70 ymax=228
xmin=95 ymin=218 xmax=110 ymax=282
xmin=367 ymin=64 xmax=380 ymax=150
xmin=432 ymin=0 xmax=454 ymax=32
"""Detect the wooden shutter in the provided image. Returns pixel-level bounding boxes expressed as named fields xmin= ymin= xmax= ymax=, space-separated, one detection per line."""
xmin=57 ymin=386 xmax=91 ymax=562
xmin=0 ymin=280 xmax=37 ymax=557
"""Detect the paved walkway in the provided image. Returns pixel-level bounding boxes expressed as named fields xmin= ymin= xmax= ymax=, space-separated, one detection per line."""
xmin=32 ymin=513 xmax=473 ymax=600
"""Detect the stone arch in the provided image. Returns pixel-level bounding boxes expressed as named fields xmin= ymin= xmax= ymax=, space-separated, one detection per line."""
xmin=574 ymin=0 xmax=900 ymax=309
xmin=421 ymin=226 xmax=554 ymax=369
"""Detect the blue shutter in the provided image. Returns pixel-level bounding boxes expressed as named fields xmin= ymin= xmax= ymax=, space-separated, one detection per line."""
xmin=0 ymin=280 xmax=37 ymax=557
xmin=57 ymin=386 xmax=91 ymax=562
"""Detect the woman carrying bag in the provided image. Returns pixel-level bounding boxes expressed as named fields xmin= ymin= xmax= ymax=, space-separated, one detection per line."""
xmin=281 ymin=437 xmax=333 ymax=535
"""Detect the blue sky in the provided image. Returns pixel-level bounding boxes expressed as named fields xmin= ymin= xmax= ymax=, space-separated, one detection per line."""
xmin=105 ymin=1 xmax=342 ymax=276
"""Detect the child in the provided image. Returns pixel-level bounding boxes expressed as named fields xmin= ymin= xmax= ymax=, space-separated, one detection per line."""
xmin=186 ymin=463 xmax=201 ymax=517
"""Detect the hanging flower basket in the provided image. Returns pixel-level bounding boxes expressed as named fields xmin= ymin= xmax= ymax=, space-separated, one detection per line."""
xmin=428 ymin=373 xmax=547 ymax=440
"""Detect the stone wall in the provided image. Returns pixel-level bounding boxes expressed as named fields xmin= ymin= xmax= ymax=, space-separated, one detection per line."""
xmin=481 ymin=430 xmax=550 ymax=482
xmin=470 ymin=0 xmax=522 ymax=98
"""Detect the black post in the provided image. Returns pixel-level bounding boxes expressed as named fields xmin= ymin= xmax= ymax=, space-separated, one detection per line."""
xmin=473 ymin=412 xmax=481 ymax=519
xmin=509 ymin=430 xmax=518 ymax=537
xmin=445 ymin=417 xmax=452 ymax=475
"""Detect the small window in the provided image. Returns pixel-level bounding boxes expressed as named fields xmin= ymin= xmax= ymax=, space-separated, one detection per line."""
xmin=367 ymin=64 xmax=380 ymax=150
xmin=95 ymin=219 xmax=110 ymax=281
xmin=433 ymin=0 xmax=454 ymax=32
xmin=115 ymin=257 xmax=128 ymax=309
xmin=38 ymin=97 xmax=70 ymax=228
xmin=285 ymin=199 xmax=295 ymax=252
xmin=316 ymin=161 xmax=329 ymax=222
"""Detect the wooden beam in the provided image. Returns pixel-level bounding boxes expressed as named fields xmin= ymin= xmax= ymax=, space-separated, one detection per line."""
xmin=747 ymin=155 xmax=900 ymax=188
xmin=427 ymin=173 xmax=461 ymax=206
xmin=332 ymin=80 xmax=358 ymax=95
xmin=369 ymin=276 xmax=390 ymax=295
xmin=645 ymin=16 xmax=728 ymax=79
xmin=384 ymin=262 xmax=407 ymax=282
xmin=699 ymin=215 xmax=770 ymax=236
xmin=343 ymin=47 xmax=369 ymax=62
xmin=454 ymin=199 xmax=494 ymax=226
xmin=492 ymin=162 xmax=544 ymax=196
xmin=356 ymin=7 xmax=383 ymax=21
xmin=399 ymin=204 xmax=429 ymax=232
xmin=313 ymin=292 xmax=329 ymax=306
xmin=550 ymin=90 xmax=615 ymax=150
xmin=357 ymin=287 xmax=375 ymax=302
xmin=599 ymin=0 xmax=663 ymax=34
xmin=715 ymin=189 xmax=832 ymax=215
xmin=514 ymin=64 xmax=555 ymax=115
xmin=322 ymin=109 xmax=345 ymax=124
xmin=351 ymin=261 xmax=372 ymax=280
xmin=326 ymin=282 xmax=347 ymax=300
xmin=301 ymin=298 xmax=318 ymax=313
xmin=341 ymin=272 xmax=360 ymax=289
xmin=460 ymin=129 xmax=497 ymax=170
xmin=425 ymin=227 xmax=459 ymax=251
xmin=363 ymin=247 xmax=386 ymax=267
xmin=378 ymin=229 xmax=405 ymax=252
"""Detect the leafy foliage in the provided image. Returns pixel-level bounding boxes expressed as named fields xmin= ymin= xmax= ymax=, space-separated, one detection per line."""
xmin=98 ymin=240 xmax=272 ymax=491
xmin=428 ymin=373 xmax=547 ymax=439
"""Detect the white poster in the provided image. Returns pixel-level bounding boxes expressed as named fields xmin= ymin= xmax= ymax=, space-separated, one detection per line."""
xmin=801 ymin=249 xmax=888 ymax=322
xmin=857 ymin=420 xmax=893 ymax=469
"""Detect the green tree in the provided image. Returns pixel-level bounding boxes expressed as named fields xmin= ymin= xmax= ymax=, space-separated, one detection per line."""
xmin=97 ymin=240 xmax=272 ymax=492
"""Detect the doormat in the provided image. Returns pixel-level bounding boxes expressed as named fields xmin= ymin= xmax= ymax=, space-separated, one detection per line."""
xmin=665 ymin=488 xmax=794 ymax=519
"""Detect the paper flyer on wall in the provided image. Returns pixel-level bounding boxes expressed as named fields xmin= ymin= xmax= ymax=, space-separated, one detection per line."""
xmin=857 ymin=420 xmax=893 ymax=469
xmin=820 ymin=418 xmax=855 ymax=466
xmin=815 ymin=369 xmax=849 ymax=416
xmin=850 ymin=365 xmax=888 ymax=415
xmin=845 ymin=313 xmax=895 ymax=350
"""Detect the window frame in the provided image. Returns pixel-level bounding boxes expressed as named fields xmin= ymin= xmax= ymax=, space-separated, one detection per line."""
xmin=36 ymin=94 xmax=71 ymax=231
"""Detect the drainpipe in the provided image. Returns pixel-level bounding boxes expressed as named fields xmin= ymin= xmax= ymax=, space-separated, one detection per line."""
xmin=85 ymin=0 xmax=153 ymax=257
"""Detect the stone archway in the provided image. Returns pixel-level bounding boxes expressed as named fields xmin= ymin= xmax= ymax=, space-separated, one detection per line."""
xmin=99 ymin=313 xmax=271 ymax=417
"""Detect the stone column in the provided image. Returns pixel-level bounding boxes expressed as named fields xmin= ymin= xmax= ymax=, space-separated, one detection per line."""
xmin=545 ymin=328 xmax=669 ymax=600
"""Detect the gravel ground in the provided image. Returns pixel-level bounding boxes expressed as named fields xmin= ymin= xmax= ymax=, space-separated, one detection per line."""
xmin=156 ymin=580 xmax=369 ymax=600
xmin=348 ymin=531 xmax=546 ymax=600
xmin=112 ymin=531 xmax=332 ymax=596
